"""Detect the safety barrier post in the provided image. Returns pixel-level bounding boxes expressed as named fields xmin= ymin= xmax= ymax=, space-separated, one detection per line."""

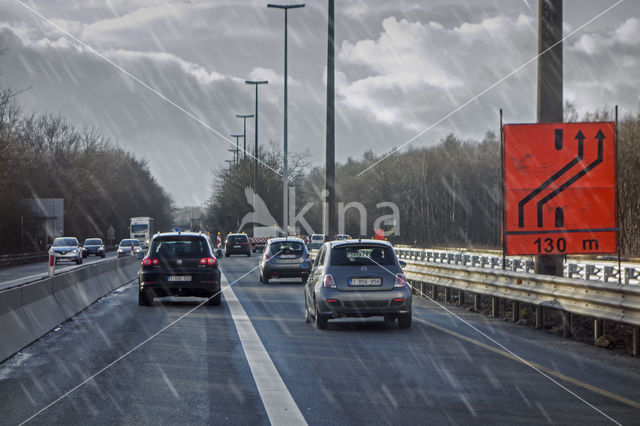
xmin=512 ymin=301 xmax=520 ymax=322
xmin=48 ymin=254 xmax=55 ymax=277
xmin=473 ymin=294 xmax=481 ymax=312
xmin=594 ymin=319 xmax=604 ymax=341
xmin=535 ymin=306 xmax=544 ymax=329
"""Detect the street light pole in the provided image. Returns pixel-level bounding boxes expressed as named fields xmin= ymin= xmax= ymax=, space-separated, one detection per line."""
xmin=268 ymin=3 xmax=305 ymax=237
xmin=230 ymin=134 xmax=243 ymax=164
xmin=236 ymin=114 xmax=254 ymax=160
xmin=245 ymin=80 xmax=268 ymax=236
xmin=325 ymin=0 xmax=336 ymax=239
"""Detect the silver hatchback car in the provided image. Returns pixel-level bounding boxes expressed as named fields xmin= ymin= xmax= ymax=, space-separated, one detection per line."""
xmin=259 ymin=237 xmax=311 ymax=284
xmin=304 ymin=240 xmax=411 ymax=329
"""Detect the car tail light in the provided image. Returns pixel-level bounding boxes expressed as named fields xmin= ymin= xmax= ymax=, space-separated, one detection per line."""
xmin=142 ymin=257 xmax=159 ymax=266
xmin=305 ymin=253 xmax=310 ymax=260
xmin=242 ymin=241 xmax=249 ymax=245
xmin=199 ymin=257 xmax=217 ymax=266
xmin=394 ymin=273 xmax=407 ymax=288
xmin=264 ymin=253 xmax=270 ymax=260
xmin=323 ymin=274 xmax=336 ymax=289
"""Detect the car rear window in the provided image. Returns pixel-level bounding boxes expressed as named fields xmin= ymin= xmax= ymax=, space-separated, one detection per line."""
xmin=330 ymin=245 xmax=396 ymax=266
xmin=227 ymin=235 xmax=248 ymax=243
xmin=269 ymin=241 xmax=304 ymax=255
xmin=121 ymin=240 xmax=140 ymax=246
xmin=149 ymin=236 xmax=210 ymax=258
xmin=312 ymin=235 xmax=324 ymax=241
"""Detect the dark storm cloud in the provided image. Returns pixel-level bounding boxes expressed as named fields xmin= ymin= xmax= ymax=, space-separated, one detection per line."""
xmin=0 ymin=0 xmax=638 ymax=205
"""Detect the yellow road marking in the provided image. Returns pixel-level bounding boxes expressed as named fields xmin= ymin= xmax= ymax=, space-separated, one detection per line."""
xmin=415 ymin=317 xmax=640 ymax=410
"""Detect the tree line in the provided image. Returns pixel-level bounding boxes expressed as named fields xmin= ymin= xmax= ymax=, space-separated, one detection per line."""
xmin=0 ymin=89 xmax=174 ymax=253
xmin=208 ymin=107 xmax=640 ymax=257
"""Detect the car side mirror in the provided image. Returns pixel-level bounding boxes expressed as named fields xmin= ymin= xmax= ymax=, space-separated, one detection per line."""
xmin=399 ymin=260 xmax=407 ymax=268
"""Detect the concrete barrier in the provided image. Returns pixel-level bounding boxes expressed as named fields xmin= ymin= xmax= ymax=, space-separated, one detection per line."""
xmin=0 ymin=286 xmax=33 ymax=362
xmin=21 ymin=279 xmax=67 ymax=339
xmin=0 ymin=256 xmax=139 ymax=363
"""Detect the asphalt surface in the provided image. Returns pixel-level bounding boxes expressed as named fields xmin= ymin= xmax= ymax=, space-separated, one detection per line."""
xmin=1 ymin=255 xmax=640 ymax=425
xmin=0 ymin=252 xmax=118 ymax=290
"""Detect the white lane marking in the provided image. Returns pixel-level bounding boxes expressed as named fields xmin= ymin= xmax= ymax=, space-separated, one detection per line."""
xmin=221 ymin=272 xmax=307 ymax=426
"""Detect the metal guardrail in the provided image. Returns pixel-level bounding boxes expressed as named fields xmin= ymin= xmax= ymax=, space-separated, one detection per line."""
xmin=400 ymin=258 xmax=640 ymax=328
xmin=395 ymin=248 xmax=640 ymax=285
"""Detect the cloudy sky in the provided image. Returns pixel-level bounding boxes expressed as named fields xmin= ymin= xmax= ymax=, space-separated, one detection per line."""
xmin=0 ymin=0 xmax=638 ymax=206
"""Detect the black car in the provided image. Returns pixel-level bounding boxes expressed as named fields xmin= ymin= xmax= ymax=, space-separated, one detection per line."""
xmin=225 ymin=233 xmax=251 ymax=257
xmin=138 ymin=232 xmax=221 ymax=306
xmin=82 ymin=238 xmax=106 ymax=258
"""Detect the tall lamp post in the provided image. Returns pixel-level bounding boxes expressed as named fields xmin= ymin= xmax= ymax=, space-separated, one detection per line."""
xmin=245 ymin=80 xmax=268 ymax=235
xmin=267 ymin=3 xmax=305 ymax=236
xmin=230 ymin=134 xmax=243 ymax=164
xmin=236 ymin=114 xmax=254 ymax=160
xmin=325 ymin=0 xmax=336 ymax=239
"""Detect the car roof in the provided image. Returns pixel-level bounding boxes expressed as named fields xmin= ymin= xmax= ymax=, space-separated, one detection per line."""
xmin=268 ymin=237 xmax=305 ymax=243
xmin=328 ymin=239 xmax=393 ymax=248
xmin=227 ymin=233 xmax=248 ymax=237
xmin=152 ymin=231 xmax=207 ymax=239
xmin=54 ymin=237 xmax=78 ymax=241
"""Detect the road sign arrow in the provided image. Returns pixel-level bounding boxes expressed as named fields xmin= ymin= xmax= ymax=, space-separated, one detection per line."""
xmin=536 ymin=128 xmax=605 ymax=227
xmin=575 ymin=130 xmax=585 ymax=146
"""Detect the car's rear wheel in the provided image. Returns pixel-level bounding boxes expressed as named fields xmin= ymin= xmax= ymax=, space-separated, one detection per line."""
xmin=76 ymin=258 xmax=82 ymax=265
xmin=225 ymin=252 xmax=230 ymax=257
xmin=101 ymin=253 xmax=106 ymax=258
xmin=247 ymin=252 xmax=251 ymax=257
xmin=314 ymin=299 xmax=328 ymax=330
xmin=263 ymin=275 xmax=269 ymax=285
xmin=208 ymin=291 xmax=221 ymax=306
xmin=398 ymin=312 xmax=412 ymax=329
xmin=138 ymin=291 xmax=151 ymax=306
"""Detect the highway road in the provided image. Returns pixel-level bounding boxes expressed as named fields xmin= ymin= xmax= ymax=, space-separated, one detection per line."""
xmin=0 ymin=252 xmax=118 ymax=290
xmin=1 ymin=255 xmax=639 ymax=425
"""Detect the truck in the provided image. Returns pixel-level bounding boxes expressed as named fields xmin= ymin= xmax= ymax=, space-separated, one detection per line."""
xmin=130 ymin=217 xmax=154 ymax=248
xmin=251 ymin=226 xmax=281 ymax=252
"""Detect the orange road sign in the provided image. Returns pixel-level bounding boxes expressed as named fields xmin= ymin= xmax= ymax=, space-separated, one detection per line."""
xmin=503 ymin=122 xmax=617 ymax=255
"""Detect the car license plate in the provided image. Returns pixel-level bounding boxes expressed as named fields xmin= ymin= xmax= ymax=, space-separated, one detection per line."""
xmin=349 ymin=278 xmax=381 ymax=286
xmin=234 ymin=245 xmax=241 ymax=248
xmin=168 ymin=276 xmax=191 ymax=282
xmin=280 ymin=254 xmax=297 ymax=259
